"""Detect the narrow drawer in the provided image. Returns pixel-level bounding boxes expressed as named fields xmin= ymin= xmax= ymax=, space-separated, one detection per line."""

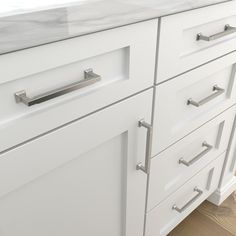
xmin=0 ymin=19 xmax=157 ymax=153
xmin=145 ymin=153 xmax=225 ymax=236
xmin=157 ymin=1 xmax=236 ymax=83
xmin=147 ymin=107 xmax=235 ymax=211
xmin=153 ymin=52 xmax=236 ymax=155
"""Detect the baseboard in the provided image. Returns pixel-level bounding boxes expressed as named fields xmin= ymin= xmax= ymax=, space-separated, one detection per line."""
xmin=208 ymin=176 xmax=236 ymax=206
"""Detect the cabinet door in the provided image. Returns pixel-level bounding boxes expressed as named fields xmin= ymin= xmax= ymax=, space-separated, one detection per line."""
xmin=0 ymin=90 xmax=153 ymax=236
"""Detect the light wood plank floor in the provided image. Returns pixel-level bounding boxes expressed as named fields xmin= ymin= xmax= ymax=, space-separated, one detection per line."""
xmin=168 ymin=192 xmax=236 ymax=236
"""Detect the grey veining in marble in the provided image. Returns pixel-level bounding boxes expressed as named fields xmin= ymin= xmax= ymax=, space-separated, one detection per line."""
xmin=0 ymin=0 xmax=231 ymax=55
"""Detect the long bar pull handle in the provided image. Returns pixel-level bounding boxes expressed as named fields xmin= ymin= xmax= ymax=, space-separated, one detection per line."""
xmin=136 ymin=120 xmax=153 ymax=174
xmin=172 ymin=187 xmax=203 ymax=213
xmin=187 ymin=85 xmax=225 ymax=107
xmin=179 ymin=142 xmax=213 ymax=167
xmin=15 ymin=68 xmax=101 ymax=106
xmin=197 ymin=24 xmax=236 ymax=41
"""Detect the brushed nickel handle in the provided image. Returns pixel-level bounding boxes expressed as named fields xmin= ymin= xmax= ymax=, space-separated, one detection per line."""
xmin=187 ymin=85 xmax=225 ymax=107
xmin=136 ymin=120 xmax=153 ymax=174
xmin=15 ymin=68 xmax=101 ymax=106
xmin=179 ymin=141 xmax=213 ymax=167
xmin=172 ymin=187 xmax=203 ymax=213
xmin=197 ymin=24 xmax=236 ymax=41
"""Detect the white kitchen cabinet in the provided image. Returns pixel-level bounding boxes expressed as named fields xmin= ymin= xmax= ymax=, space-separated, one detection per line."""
xmin=0 ymin=89 xmax=153 ymax=236
xmin=1 ymin=1 xmax=236 ymax=236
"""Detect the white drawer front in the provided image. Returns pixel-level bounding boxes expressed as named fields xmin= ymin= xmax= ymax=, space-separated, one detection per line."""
xmin=145 ymin=153 xmax=225 ymax=236
xmin=148 ymin=107 xmax=235 ymax=211
xmin=0 ymin=20 xmax=157 ymax=153
xmin=220 ymin=123 xmax=236 ymax=187
xmin=153 ymin=52 xmax=236 ymax=155
xmin=157 ymin=1 xmax=236 ymax=82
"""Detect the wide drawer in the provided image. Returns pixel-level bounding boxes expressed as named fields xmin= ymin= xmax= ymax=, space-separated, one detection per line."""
xmin=147 ymin=106 xmax=235 ymax=211
xmin=145 ymin=153 xmax=225 ymax=236
xmin=157 ymin=1 xmax=236 ymax=83
xmin=153 ymin=52 xmax=236 ymax=155
xmin=0 ymin=19 xmax=157 ymax=153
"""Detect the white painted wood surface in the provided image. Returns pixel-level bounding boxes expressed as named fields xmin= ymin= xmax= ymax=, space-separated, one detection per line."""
xmin=157 ymin=1 xmax=236 ymax=82
xmin=153 ymin=52 xmax=236 ymax=155
xmin=219 ymin=111 xmax=236 ymax=188
xmin=146 ymin=153 xmax=225 ymax=236
xmin=0 ymin=89 xmax=153 ymax=236
xmin=0 ymin=20 xmax=157 ymax=153
xmin=208 ymin=105 xmax=236 ymax=205
xmin=147 ymin=106 xmax=236 ymax=211
xmin=1 ymin=1 xmax=236 ymax=235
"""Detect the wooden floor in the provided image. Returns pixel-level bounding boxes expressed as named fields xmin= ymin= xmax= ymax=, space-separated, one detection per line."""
xmin=168 ymin=192 xmax=236 ymax=236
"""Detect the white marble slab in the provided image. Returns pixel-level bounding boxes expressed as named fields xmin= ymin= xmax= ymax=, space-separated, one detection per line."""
xmin=0 ymin=0 xmax=100 ymax=16
xmin=0 ymin=0 xmax=231 ymax=54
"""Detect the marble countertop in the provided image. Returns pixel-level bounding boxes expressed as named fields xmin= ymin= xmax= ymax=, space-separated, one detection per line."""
xmin=0 ymin=0 xmax=231 ymax=55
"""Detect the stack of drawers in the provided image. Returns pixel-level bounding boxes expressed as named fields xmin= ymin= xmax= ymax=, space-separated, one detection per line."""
xmin=146 ymin=2 xmax=236 ymax=236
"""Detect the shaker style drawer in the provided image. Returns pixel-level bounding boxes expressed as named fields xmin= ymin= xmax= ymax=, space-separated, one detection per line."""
xmin=0 ymin=20 xmax=157 ymax=153
xmin=153 ymin=52 xmax=236 ymax=155
xmin=147 ymin=107 xmax=235 ymax=211
xmin=157 ymin=1 xmax=236 ymax=83
xmin=145 ymin=153 xmax=225 ymax=236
